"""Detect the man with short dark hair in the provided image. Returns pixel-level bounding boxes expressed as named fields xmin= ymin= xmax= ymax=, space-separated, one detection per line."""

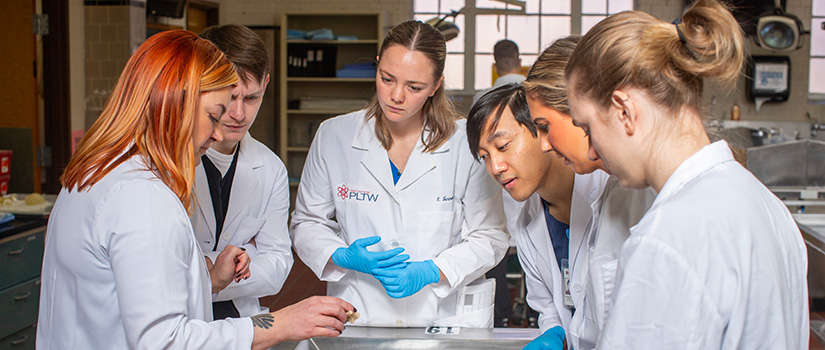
xmin=193 ymin=24 xmax=293 ymax=319
xmin=468 ymin=83 xmax=578 ymax=349
xmin=473 ymin=39 xmax=524 ymax=104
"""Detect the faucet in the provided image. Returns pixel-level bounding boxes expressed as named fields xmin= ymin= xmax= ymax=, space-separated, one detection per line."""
xmin=809 ymin=113 xmax=825 ymax=137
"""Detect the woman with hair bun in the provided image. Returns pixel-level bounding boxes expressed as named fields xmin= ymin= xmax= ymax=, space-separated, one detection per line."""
xmin=565 ymin=0 xmax=808 ymax=348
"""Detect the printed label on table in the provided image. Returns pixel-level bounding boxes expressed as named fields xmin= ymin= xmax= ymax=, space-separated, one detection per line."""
xmin=425 ymin=326 xmax=460 ymax=335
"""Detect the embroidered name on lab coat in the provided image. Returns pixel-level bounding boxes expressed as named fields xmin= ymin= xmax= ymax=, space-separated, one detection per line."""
xmin=437 ymin=196 xmax=454 ymax=202
xmin=337 ymin=184 xmax=379 ymax=202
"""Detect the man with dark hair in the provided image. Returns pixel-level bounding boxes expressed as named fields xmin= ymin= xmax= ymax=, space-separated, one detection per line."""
xmin=468 ymin=83 xmax=579 ymax=349
xmin=192 ymin=24 xmax=293 ymax=319
xmin=473 ymin=39 xmax=524 ymax=104
xmin=472 ymin=39 xmax=526 ymax=329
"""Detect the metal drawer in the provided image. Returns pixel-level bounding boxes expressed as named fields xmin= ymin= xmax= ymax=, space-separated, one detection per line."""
xmin=0 ymin=229 xmax=44 ymax=291
xmin=0 ymin=277 xmax=40 ymax=340
xmin=0 ymin=324 xmax=35 ymax=350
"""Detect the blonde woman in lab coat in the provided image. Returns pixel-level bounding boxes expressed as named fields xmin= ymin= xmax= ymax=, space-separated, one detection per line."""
xmin=565 ymin=0 xmax=808 ymax=348
xmin=291 ymin=20 xmax=509 ymax=327
xmin=37 ymin=30 xmax=354 ymax=350
xmin=523 ymin=36 xmax=656 ymax=350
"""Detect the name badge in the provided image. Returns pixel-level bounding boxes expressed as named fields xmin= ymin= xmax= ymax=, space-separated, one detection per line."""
xmin=562 ymin=258 xmax=574 ymax=308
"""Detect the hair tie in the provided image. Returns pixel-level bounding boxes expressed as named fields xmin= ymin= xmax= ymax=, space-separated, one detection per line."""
xmin=671 ymin=18 xmax=687 ymax=45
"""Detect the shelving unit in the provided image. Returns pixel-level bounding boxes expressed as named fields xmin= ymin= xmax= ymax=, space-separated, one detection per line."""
xmin=279 ymin=12 xmax=384 ymax=188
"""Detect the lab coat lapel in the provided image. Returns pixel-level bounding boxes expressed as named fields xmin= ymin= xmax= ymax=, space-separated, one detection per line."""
xmin=524 ymin=197 xmax=558 ymax=274
xmin=224 ymin=134 xmax=261 ymax=231
xmin=194 ymin=163 xmax=216 ymax=239
xmin=395 ymin=131 xmax=447 ymax=191
xmin=353 ymin=118 xmax=399 ymax=202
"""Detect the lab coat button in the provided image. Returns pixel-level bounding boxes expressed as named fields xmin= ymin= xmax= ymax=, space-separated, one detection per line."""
xmin=574 ymin=284 xmax=582 ymax=293
xmin=391 ymin=240 xmax=400 ymax=248
xmin=395 ymin=319 xmax=403 ymax=326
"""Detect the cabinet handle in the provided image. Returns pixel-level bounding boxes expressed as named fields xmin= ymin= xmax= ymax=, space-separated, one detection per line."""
xmin=11 ymin=335 xmax=28 ymax=345
xmin=14 ymin=292 xmax=31 ymax=301
xmin=7 ymin=247 xmax=24 ymax=255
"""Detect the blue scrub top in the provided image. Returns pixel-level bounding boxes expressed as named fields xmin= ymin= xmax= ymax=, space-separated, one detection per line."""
xmin=542 ymin=199 xmax=570 ymax=271
xmin=389 ymin=158 xmax=402 ymax=185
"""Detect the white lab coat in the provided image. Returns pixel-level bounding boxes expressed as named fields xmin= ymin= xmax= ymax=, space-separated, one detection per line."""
xmin=512 ymin=171 xmax=605 ymax=337
xmin=37 ymin=155 xmax=253 ymax=350
xmin=598 ymin=141 xmax=809 ymax=349
xmin=192 ymin=133 xmax=293 ymax=317
xmin=567 ymin=175 xmax=656 ymax=350
xmin=290 ymin=110 xmax=509 ymax=328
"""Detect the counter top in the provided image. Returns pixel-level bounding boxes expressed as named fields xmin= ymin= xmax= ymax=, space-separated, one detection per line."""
xmin=0 ymin=217 xmax=47 ymax=241
xmin=271 ymin=327 xmax=540 ymax=350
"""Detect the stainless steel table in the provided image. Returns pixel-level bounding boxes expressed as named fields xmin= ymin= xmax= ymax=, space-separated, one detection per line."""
xmin=271 ymin=327 xmax=540 ymax=350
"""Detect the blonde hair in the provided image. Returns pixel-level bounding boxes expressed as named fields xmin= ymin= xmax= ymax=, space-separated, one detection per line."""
xmin=364 ymin=20 xmax=459 ymax=152
xmin=523 ymin=36 xmax=580 ymax=116
xmin=565 ymin=0 xmax=744 ymax=114
xmin=61 ymin=30 xmax=238 ymax=212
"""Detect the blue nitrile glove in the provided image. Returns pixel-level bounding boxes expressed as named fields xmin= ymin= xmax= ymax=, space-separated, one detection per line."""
xmin=373 ymin=260 xmax=440 ymax=298
xmin=331 ymin=236 xmax=409 ymax=275
xmin=523 ymin=326 xmax=565 ymax=350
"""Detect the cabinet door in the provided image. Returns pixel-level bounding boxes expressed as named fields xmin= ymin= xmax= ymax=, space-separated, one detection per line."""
xmin=0 ymin=324 xmax=36 ymax=350
xmin=0 ymin=277 xmax=40 ymax=339
xmin=0 ymin=230 xmax=44 ymax=291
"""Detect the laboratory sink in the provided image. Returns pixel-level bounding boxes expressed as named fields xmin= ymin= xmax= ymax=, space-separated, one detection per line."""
xmin=795 ymin=214 xmax=825 ymax=302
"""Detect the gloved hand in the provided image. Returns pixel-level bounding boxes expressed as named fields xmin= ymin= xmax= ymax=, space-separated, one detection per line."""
xmin=373 ymin=260 xmax=440 ymax=298
xmin=523 ymin=326 xmax=565 ymax=350
xmin=331 ymin=236 xmax=409 ymax=275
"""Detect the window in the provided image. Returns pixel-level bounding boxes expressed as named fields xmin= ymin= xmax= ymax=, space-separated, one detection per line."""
xmin=810 ymin=1 xmax=825 ymax=100
xmin=413 ymin=0 xmax=633 ymax=93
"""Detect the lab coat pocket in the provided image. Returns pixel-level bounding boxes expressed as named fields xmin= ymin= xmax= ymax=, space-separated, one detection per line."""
xmin=434 ymin=278 xmax=495 ymax=328
xmin=415 ymin=211 xmax=455 ymax=259
xmin=433 ymin=304 xmax=494 ymax=328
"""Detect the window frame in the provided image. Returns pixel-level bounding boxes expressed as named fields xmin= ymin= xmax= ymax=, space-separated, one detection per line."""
xmin=412 ymin=0 xmax=632 ymax=95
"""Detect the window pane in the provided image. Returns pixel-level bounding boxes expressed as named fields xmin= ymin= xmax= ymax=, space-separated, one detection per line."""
xmin=446 ymin=53 xmax=464 ymax=90
xmin=475 ymin=54 xmax=495 ymax=90
xmin=507 ymin=15 xmax=540 ymax=53
xmin=414 ymin=0 xmax=438 ymax=13
xmin=582 ymin=15 xmax=606 ymax=34
xmin=540 ymin=16 xmax=571 ymax=49
xmin=477 ymin=0 xmax=508 ymax=9
xmin=525 ymin=0 xmax=540 ymax=14
xmin=521 ymin=54 xmax=538 ymax=71
xmin=815 ymin=2 xmax=825 ymax=16
xmin=608 ymin=0 xmax=633 ymax=13
xmin=582 ymin=0 xmax=606 ymax=14
xmin=541 ymin=0 xmax=571 ymax=14
xmin=476 ymin=15 xmax=507 ymax=54
xmin=812 ymin=18 xmax=825 ymax=56
xmin=810 ymin=58 xmax=825 ymax=95
xmin=441 ymin=0 xmax=464 ymax=13
xmin=447 ymin=15 xmax=466 ymax=52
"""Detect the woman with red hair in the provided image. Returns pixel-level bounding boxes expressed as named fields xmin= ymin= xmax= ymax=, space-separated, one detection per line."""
xmin=37 ymin=30 xmax=353 ymax=350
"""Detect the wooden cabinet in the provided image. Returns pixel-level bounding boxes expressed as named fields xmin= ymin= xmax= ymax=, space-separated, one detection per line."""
xmin=279 ymin=12 xmax=383 ymax=190
xmin=0 ymin=225 xmax=45 ymax=350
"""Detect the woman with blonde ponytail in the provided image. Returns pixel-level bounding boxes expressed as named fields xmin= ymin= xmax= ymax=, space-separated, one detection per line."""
xmin=565 ymin=0 xmax=808 ymax=348
xmin=291 ymin=20 xmax=508 ymax=327
xmin=38 ymin=30 xmax=354 ymax=350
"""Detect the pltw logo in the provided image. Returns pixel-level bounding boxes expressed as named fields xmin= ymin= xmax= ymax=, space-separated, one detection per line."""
xmin=337 ymin=184 xmax=379 ymax=202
